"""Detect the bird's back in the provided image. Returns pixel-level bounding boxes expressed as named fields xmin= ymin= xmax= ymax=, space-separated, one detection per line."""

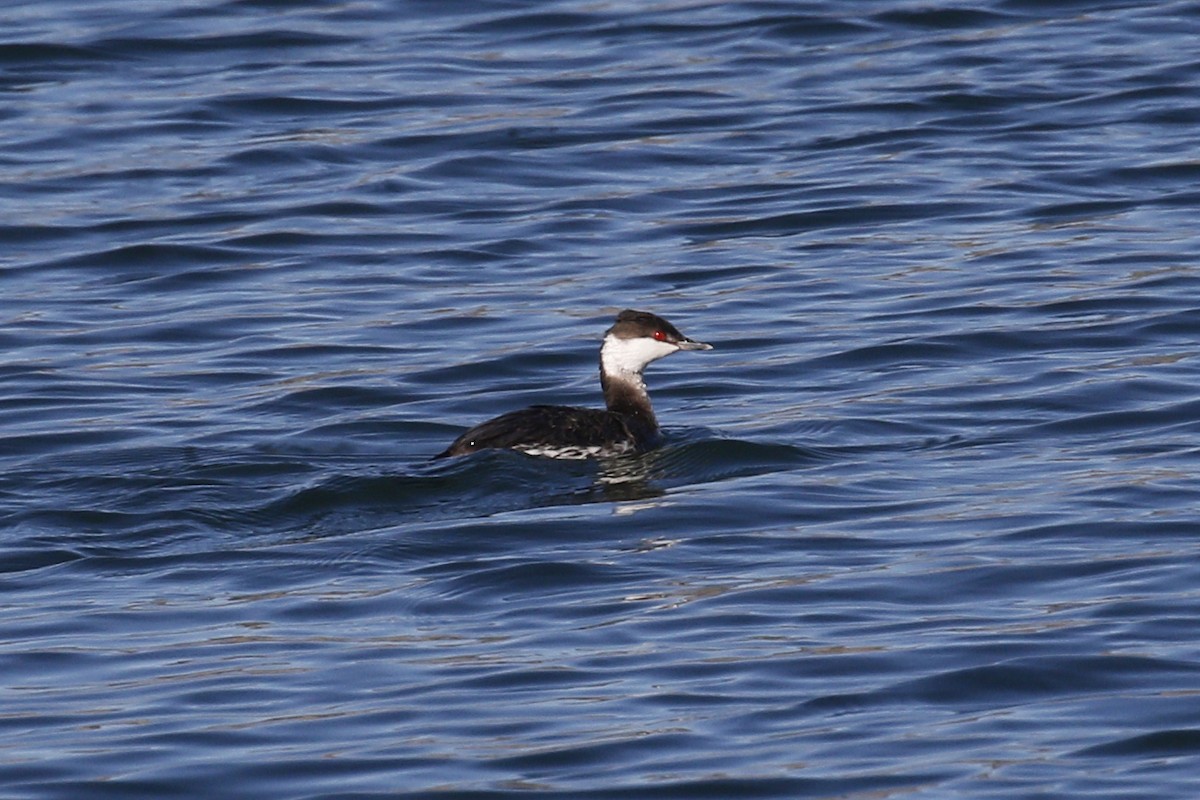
xmin=436 ymin=405 xmax=656 ymax=459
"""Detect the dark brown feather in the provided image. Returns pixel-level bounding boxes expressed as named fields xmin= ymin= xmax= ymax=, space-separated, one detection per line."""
xmin=436 ymin=405 xmax=657 ymax=458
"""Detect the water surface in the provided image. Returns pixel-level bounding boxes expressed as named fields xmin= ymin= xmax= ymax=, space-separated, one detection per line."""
xmin=4 ymin=1 xmax=1200 ymax=797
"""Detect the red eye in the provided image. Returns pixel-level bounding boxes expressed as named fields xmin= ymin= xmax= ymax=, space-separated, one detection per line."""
xmin=653 ymin=330 xmax=667 ymax=341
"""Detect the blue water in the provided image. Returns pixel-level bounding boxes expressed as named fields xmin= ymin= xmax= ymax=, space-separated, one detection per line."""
xmin=4 ymin=1 xmax=1200 ymax=797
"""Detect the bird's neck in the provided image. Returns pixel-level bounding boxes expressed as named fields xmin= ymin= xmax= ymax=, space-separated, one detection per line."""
xmin=599 ymin=336 xmax=657 ymax=426
xmin=601 ymin=370 xmax=656 ymax=425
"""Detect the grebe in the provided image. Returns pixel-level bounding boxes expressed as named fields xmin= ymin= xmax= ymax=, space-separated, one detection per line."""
xmin=437 ymin=309 xmax=712 ymax=459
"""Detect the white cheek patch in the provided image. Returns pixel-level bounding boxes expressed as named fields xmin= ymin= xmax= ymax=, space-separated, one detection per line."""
xmin=601 ymin=335 xmax=678 ymax=377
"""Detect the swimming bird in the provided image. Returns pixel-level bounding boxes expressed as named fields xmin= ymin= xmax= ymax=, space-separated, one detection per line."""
xmin=437 ymin=309 xmax=712 ymax=459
